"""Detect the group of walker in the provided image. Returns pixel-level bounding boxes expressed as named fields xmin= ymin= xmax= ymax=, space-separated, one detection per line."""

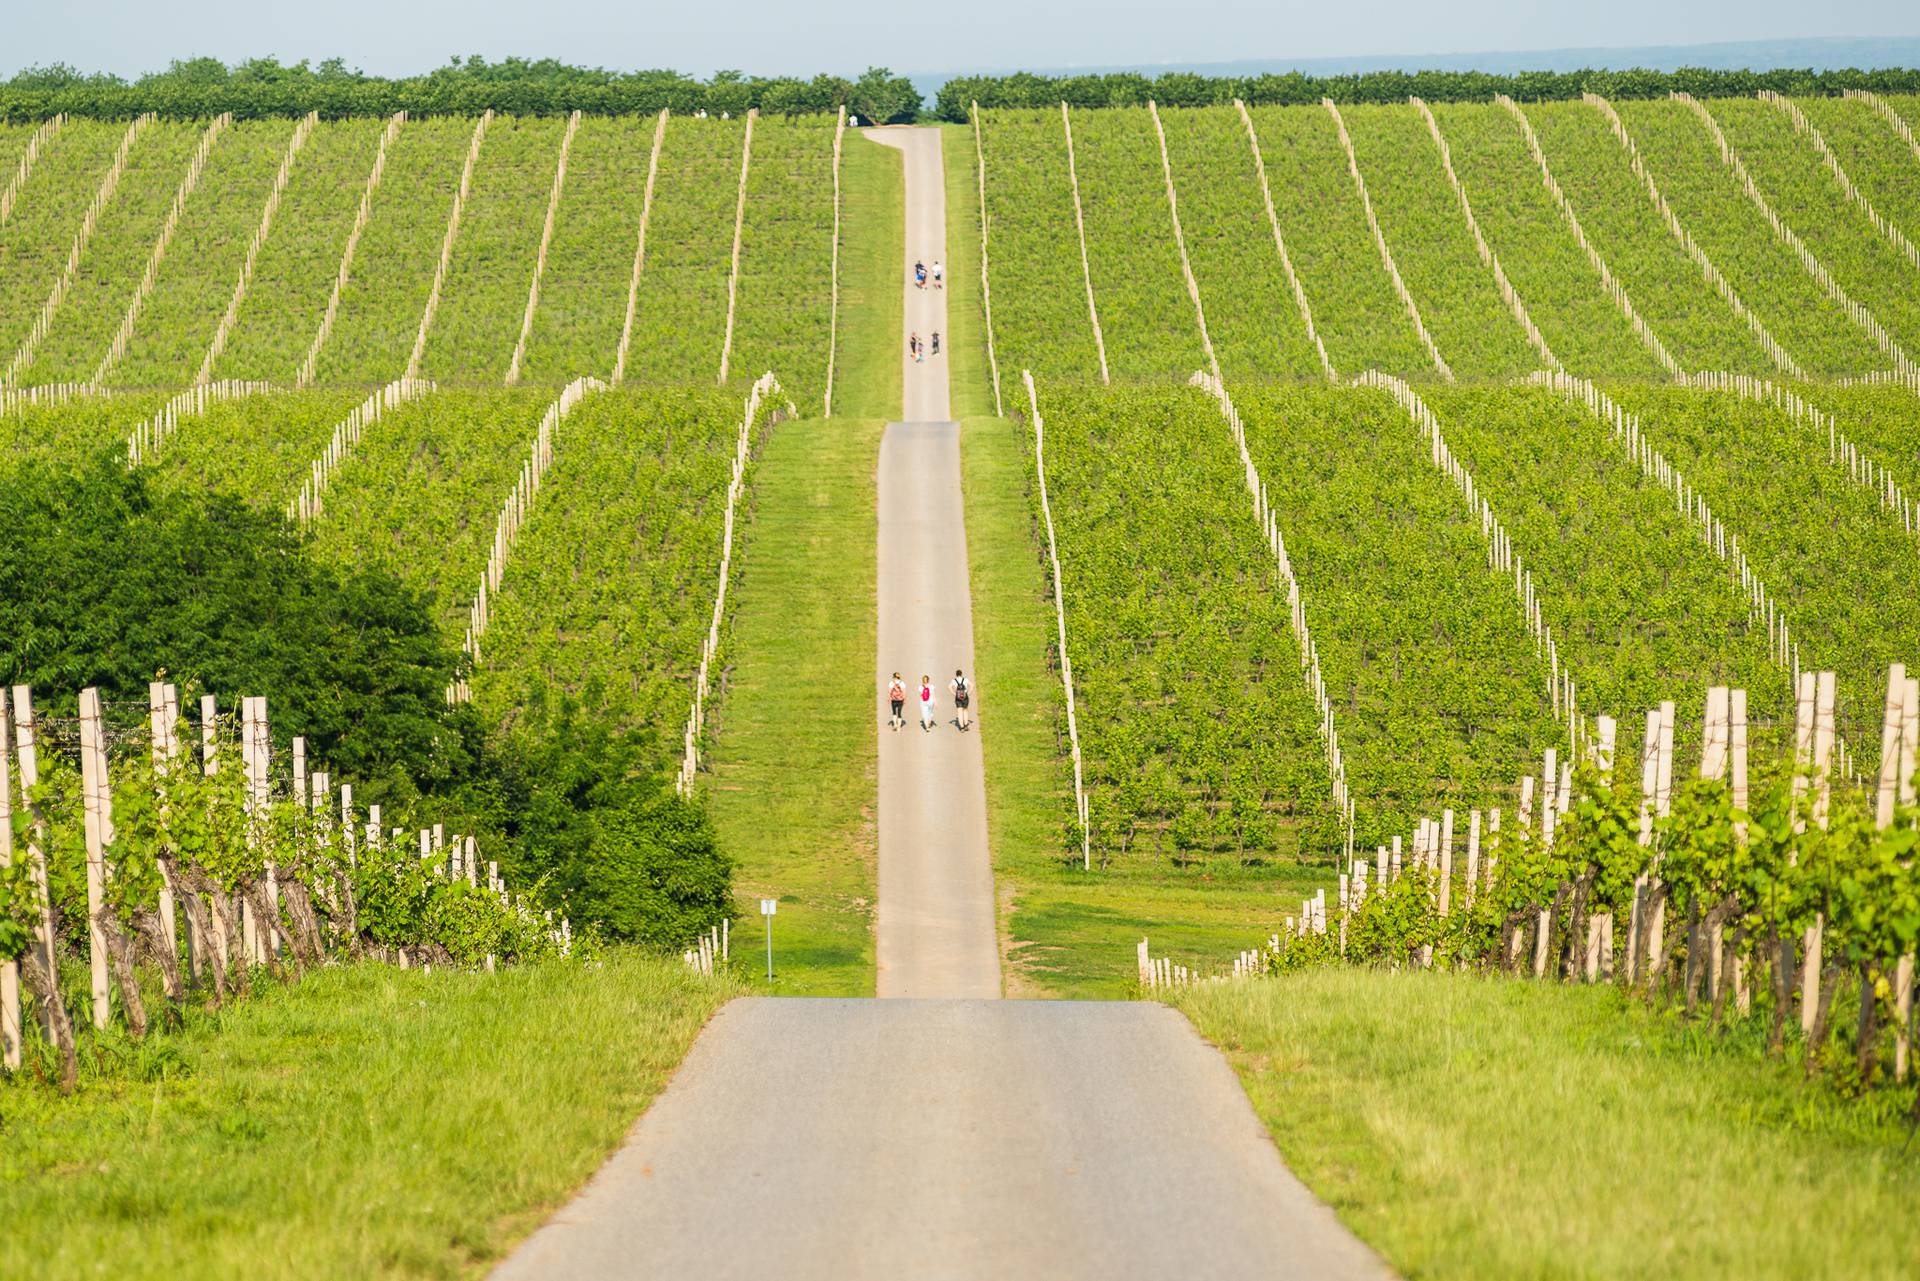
xmin=909 ymin=258 xmax=944 ymax=364
xmin=886 ymin=670 xmax=973 ymax=733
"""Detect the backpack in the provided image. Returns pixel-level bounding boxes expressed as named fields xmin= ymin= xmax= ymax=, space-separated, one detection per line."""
xmin=889 ymin=680 xmax=904 ymax=700
xmin=954 ymin=676 xmax=969 ymax=699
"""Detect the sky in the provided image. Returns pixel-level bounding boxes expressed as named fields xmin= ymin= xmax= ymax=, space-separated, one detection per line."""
xmin=6 ymin=0 xmax=1918 ymax=82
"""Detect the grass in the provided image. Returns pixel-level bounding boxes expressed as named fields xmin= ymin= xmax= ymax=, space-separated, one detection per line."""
xmin=1177 ymin=968 xmax=1920 ymax=1280
xmin=939 ymin=123 xmax=998 ymax=420
xmin=0 ymin=952 xmax=730 ymax=1279
xmin=707 ymin=415 xmax=882 ymax=995
xmin=960 ymin=414 xmax=1333 ymax=998
xmin=829 ymin=132 xmax=902 ymax=421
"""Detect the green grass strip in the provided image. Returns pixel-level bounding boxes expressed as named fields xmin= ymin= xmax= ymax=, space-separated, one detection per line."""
xmin=827 ymin=132 xmax=901 ymax=421
xmin=1179 ymin=968 xmax=1920 ymax=1280
xmin=708 ymin=417 xmax=882 ymax=995
xmin=0 ymin=953 xmax=729 ymax=1278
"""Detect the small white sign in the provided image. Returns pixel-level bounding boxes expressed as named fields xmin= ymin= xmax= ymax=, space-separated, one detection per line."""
xmin=760 ymin=898 xmax=778 ymax=916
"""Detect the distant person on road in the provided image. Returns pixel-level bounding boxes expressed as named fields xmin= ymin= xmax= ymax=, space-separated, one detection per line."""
xmin=887 ymin=672 xmax=907 ymax=730
xmin=931 ymin=331 xmax=941 ymax=356
xmin=914 ymin=260 xmax=927 ymax=289
xmin=950 ymin=670 xmax=972 ymax=730
xmin=918 ymin=675 xmax=937 ymax=732
xmin=909 ymin=332 xmax=923 ymax=363
xmin=931 ymin=260 xmax=944 ymax=289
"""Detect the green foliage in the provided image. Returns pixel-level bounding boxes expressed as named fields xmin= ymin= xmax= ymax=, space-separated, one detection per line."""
xmin=210 ymin=117 xmax=386 ymax=382
xmin=1034 ymin=387 xmax=1335 ymax=867
xmin=1240 ymin=103 xmax=1433 ymax=377
xmin=517 ymin=115 xmax=653 ymax=382
xmin=619 ymin=115 xmax=740 ymax=387
xmin=1614 ymin=98 xmax=1882 ymax=376
xmin=1428 ymin=101 xmax=1668 ymax=378
xmin=1709 ymin=96 xmax=1920 ymax=353
xmin=1065 ymin=108 xmax=1206 ymax=380
xmin=471 ymin=388 xmax=738 ymax=737
xmin=492 ymin=704 xmax=730 ymax=948
xmin=1612 ymin=387 xmax=1920 ymax=754
xmin=109 ymin=118 xmax=302 ymax=389
xmin=311 ymin=116 xmax=473 ymax=385
xmin=1423 ymin=385 xmax=1786 ymax=736
xmin=0 ymin=121 xmax=127 ymax=361
xmin=23 ymin=121 xmax=204 ymax=385
xmin=975 ymin=109 xmax=1103 ymax=384
xmin=419 ymin=114 xmax=569 ymax=382
xmin=729 ymin=116 xmax=837 ymax=410
xmin=0 ymin=453 xmax=463 ymax=790
xmin=1236 ymin=385 xmax=1559 ymax=841
xmin=1524 ymin=100 xmax=1778 ymax=373
xmin=935 ymin=67 xmax=1920 ymax=122
xmin=0 ymin=58 xmax=920 ymax=122
xmin=1157 ymin=106 xmax=1322 ymax=382
xmin=1340 ymin=103 xmax=1537 ymax=381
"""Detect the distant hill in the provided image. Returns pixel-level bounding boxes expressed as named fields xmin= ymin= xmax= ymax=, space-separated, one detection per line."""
xmin=909 ymin=34 xmax=1920 ymax=99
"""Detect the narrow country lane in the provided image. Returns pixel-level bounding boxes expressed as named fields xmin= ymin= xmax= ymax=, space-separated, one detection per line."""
xmin=864 ymin=125 xmax=999 ymax=998
xmin=490 ymin=124 xmax=1394 ymax=1281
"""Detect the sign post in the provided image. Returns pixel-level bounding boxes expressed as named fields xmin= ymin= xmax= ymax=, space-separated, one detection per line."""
xmin=760 ymin=898 xmax=777 ymax=982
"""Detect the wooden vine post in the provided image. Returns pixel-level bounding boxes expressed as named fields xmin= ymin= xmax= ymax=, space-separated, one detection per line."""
xmin=11 ymin=687 xmax=74 ymax=1084
xmin=1874 ymin=665 xmax=1917 ymax=1079
xmin=0 ymin=702 xmax=17 ymax=1069
xmin=77 ymin=689 xmax=113 ymax=1029
xmin=147 ymin=682 xmax=183 ymax=982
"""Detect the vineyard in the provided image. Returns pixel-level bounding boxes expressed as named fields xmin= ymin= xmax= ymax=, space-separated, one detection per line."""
xmin=0 ymin=109 xmax=837 ymax=395
xmin=962 ymin=88 xmax=1920 ymax=1072
xmin=0 ymin=96 xmax=830 ymax=1089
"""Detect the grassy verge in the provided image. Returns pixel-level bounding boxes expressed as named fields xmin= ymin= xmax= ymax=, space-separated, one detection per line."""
xmin=0 ymin=952 xmax=729 ymax=1279
xmin=709 ymin=416 xmax=882 ymax=995
xmin=830 ymin=132 xmax=903 ymax=421
xmin=939 ymin=123 xmax=997 ymax=420
xmin=1178 ymin=969 xmax=1920 ymax=1280
xmin=961 ymin=415 xmax=1330 ymax=998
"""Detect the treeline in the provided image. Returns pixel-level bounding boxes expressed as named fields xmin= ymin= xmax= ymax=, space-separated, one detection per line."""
xmin=931 ymin=65 xmax=1920 ymax=120
xmin=15 ymin=57 xmax=1918 ymax=124
xmin=0 ymin=56 xmax=923 ymax=123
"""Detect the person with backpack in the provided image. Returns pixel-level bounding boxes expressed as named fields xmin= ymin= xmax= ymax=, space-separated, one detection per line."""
xmin=918 ymin=675 xmax=937 ymax=732
xmin=913 ymin=260 xmax=927 ymax=289
xmin=886 ymin=672 xmax=907 ymax=730
xmin=909 ymin=332 xmax=922 ymax=363
xmin=949 ymin=670 xmax=972 ymax=730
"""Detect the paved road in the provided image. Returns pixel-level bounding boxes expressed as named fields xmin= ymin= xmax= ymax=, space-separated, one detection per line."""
xmin=866 ymin=126 xmax=950 ymax=422
xmin=491 ymin=998 xmax=1394 ymax=1280
xmin=866 ymin=126 xmax=999 ymax=999
xmin=490 ymin=125 xmax=1392 ymax=1281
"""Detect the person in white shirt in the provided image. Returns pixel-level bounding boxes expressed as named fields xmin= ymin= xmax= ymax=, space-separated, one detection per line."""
xmin=918 ymin=675 xmax=937 ymax=732
xmin=931 ymin=260 xmax=944 ymax=289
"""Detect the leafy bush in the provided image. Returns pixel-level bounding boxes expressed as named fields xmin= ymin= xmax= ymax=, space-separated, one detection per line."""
xmin=0 ymin=452 xmax=462 ymax=787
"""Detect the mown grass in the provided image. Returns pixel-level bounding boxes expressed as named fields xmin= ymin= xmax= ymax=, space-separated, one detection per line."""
xmin=707 ymin=416 xmax=882 ymax=995
xmin=938 ymin=123 xmax=997 ymax=420
xmin=1178 ymin=968 xmax=1920 ymax=1280
xmin=0 ymin=952 xmax=730 ymax=1279
xmin=829 ymin=132 xmax=902 ymax=421
xmin=961 ymin=414 xmax=1333 ymax=998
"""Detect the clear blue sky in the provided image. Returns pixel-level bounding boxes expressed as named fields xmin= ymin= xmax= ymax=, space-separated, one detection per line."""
xmin=7 ymin=0 xmax=1918 ymax=81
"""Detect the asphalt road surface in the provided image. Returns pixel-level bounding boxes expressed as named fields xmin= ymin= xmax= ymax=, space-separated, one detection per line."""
xmin=867 ymin=126 xmax=999 ymax=999
xmin=490 ymin=998 xmax=1394 ymax=1280
xmin=489 ymin=125 xmax=1393 ymax=1281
